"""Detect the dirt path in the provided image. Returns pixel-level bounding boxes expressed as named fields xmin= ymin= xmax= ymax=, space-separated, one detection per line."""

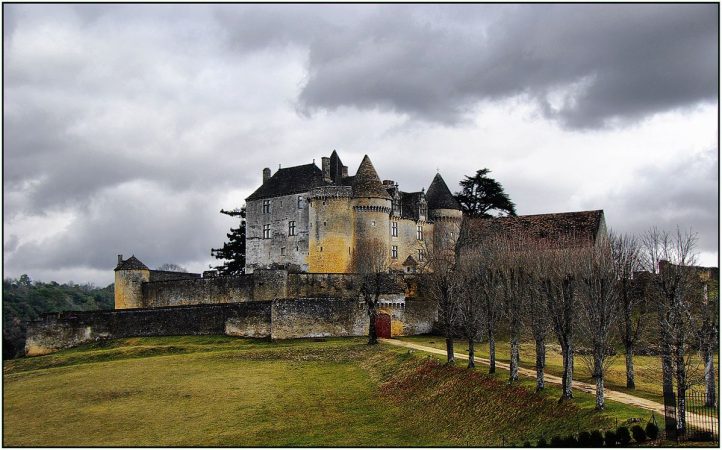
xmin=381 ymin=338 xmax=714 ymax=431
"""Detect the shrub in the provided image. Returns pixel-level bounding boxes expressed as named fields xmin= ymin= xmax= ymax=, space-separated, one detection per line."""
xmin=562 ymin=435 xmax=578 ymax=447
xmin=537 ymin=437 xmax=547 ymax=447
xmin=577 ymin=431 xmax=592 ymax=446
xmin=630 ymin=425 xmax=646 ymax=443
xmin=604 ymin=430 xmax=617 ymax=447
xmin=616 ymin=426 xmax=631 ymax=446
xmin=645 ymin=422 xmax=659 ymax=440
xmin=590 ymin=430 xmax=604 ymax=446
xmin=550 ymin=435 xmax=563 ymax=447
xmin=523 ymin=440 xmax=531 ymax=447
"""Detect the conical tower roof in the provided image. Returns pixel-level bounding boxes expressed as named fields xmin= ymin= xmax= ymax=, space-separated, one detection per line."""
xmin=114 ymin=255 xmax=149 ymax=271
xmin=352 ymin=155 xmax=391 ymax=199
xmin=426 ymin=173 xmax=461 ymax=210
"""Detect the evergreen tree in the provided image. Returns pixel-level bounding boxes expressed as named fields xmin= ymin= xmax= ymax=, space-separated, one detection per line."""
xmin=211 ymin=206 xmax=246 ymax=275
xmin=454 ymin=169 xmax=517 ymax=218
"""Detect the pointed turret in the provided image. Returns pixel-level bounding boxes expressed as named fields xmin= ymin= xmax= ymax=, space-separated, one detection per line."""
xmin=352 ymin=155 xmax=392 ymax=199
xmin=426 ymin=173 xmax=461 ymax=210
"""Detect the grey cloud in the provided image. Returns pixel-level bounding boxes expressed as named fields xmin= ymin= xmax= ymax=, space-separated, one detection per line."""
xmin=584 ymin=148 xmax=718 ymax=257
xmin=297 ymin=4 xmax=718 ymax=128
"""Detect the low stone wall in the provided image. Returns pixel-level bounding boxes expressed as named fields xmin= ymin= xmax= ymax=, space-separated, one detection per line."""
xmin=25 ymin=298 xmax=437 ymax=356
xmin=141 ymin=276 xmax=255 ymax=308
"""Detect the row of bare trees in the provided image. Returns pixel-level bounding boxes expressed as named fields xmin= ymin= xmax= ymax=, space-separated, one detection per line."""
xmin=421 ymin=226 xmax=716 ymax=424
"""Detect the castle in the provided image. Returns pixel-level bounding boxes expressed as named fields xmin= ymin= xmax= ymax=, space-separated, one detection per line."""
xmin=245 ymin=151 xmax=462 ymax=274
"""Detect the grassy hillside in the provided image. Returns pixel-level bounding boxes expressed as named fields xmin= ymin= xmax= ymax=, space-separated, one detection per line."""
xmin=398 ymin=335 xmax=719 ymax=405
xmin=3 ymin=336 xmax=652 ymax=446
xmin=2 ymin=276 xmax=114 ymax=358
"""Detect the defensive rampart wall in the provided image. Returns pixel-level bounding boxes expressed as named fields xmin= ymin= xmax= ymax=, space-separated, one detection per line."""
xmin=25 ymin=297 xmax=435 ymax=356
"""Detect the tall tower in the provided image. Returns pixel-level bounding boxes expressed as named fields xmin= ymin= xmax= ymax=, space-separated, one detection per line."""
xmin=426 ymin=173 xmax=463 ymax=256
xmin=351 ymin=155 xmax=392 ymax=270
xmin=114 ymin=255 xmax=150 ymax=309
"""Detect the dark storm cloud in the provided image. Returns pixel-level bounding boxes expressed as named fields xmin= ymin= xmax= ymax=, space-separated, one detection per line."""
xmin=3 ymin=4 xmax=718 ymax=284
xmin=297 ymin=4 xmax=718 ymax=128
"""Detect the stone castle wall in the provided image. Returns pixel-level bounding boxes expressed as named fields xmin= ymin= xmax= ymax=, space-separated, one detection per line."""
xmin=25 ymin=297 xmax=435 ymax=356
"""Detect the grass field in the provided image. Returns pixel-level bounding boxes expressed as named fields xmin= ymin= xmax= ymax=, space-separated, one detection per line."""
xmin=3 ymin=336 xmax=655 ymax=446
xmin=397 ymin=335 xmax=719 ymax=405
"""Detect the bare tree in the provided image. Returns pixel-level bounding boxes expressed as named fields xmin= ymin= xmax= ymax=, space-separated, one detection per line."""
xmin=698 ymin=274 xmax=718 ymax=407
xmin=455 ymin=255 xmax=485 ymax=368
xmin=610 ymin=232 xmax=644 ymax=389
xmin=496 ymin=237 xmax=530 ymax=383
xmin=421 ymin=242 xmax=459 ymax=364
xmin=640 ymin=227 xmax=699 ymax=434
xmin=351 ymin=238 xmax=389 ymax=345
xmin=577 ymin=237 xmax=619 ymax=410
xmin=523 ymin=243 xmax=551 ymax=392
xmin=539 ymin=243 xmax=579 ymax=402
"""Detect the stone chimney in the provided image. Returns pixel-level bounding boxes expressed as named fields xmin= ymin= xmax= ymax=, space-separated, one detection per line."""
xmin=322 ymin=157 xmax=331 ymax=182
xmin=341 ymin=165 xmax=348 ymax=177
xmin=263 ymin=168 xmax=271 ymax=183
xmin=117 ymin=254 xmax=123 ymax=265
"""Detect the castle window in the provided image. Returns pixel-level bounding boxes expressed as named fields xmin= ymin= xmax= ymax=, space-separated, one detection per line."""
xmin=371 ymin=220 xmax=376 ymax=227
xmin=418 ymin=249 xmax=424 ymax=261
xmin=323 ymin=221 xmax=327 ymax=227
xmin=288 ymin=221 xmax=296 ymax=236
xmin=391 ymin=221 xmax=398 ymax=237
xmin=420 ymin=203 xmax=427 ymax=217
xmin=297 ymin=196 xmax=303 ymax=208
xmin=281 ymin=247 xmax=286 ymax=256
xmin=391 ymin=245 xmax=398 ymax=259
xmin=262 ymin=200 xmax=270 ymax=214
xmin=417 ymin=225 xmax=423 ymax=241
xmin=263 ymin=224 xmax=270 ymax=239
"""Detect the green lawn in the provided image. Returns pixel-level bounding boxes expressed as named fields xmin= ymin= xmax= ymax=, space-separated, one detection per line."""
xmin=4 ymin=336 xmax=655 ymax=446
xmin=397 ymin=335 xmax=719 ymax=405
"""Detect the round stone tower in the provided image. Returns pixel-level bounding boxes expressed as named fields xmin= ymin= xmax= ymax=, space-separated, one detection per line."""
xmin=426 ymin=173 xmax=463 ymax=256
xmin=308 ymin=185 xmax=354 ymax=273
xmin=351 ymin=155 xmax=392 ymax=270
xmin=114 ymin=255 xmax=150 ymax=309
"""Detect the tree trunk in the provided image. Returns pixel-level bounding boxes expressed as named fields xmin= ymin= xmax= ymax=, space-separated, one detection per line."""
xmin=625 ymin=342 xmax=636 ymax=389
xmin=704 ymin=345 xmax=716 ymax=407
xmin=535 ymin=336 xmax=545 ymax=391
xmin=445 ymin=337 xmax=455 ymax=364
xmin=488 ymin=328 xmax=496 ymax=374
xmin=368 ymin=308 xmax=378 ymax=345
xmin=468 ymin=339 xmax=475 ymax=369
xmin=661 ymin=338 xmax=674 ymax=395
xmin=594 ymin=349 xmax=605 ymax=410
xmin=675 ymin=339 xmax=687 ymax=435
xmin=559 ymin=337 xmax=574 ymax=401
xmin=509 ymin=333 xmax=519 ymax=382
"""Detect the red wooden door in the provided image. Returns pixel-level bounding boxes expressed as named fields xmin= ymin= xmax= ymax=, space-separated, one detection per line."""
xmin=376 ymin=313 xmax=391 ymax=338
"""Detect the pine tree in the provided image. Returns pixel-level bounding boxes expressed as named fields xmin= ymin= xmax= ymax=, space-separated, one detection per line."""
xmin=454 ymin=169 xmax=516 ymax=218
xmin=211 ymin=206 xmax=246 ymax=275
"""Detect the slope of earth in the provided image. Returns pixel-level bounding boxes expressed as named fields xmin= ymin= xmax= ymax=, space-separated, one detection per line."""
xmin=3 ymin=336 xmax=650 ymax=446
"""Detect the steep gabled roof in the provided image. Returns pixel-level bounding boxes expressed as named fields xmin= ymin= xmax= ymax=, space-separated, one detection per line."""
xmin=459 ymin=210 xmax=605 ymax=249
xmin=426 ymin=173 xmax=461 ymax=210
xmin=402 ymin=255 xmax=418 ymax=267
xmin=352 ymin=155 xmax=391 ymax=199
xmin=246 ymin=163 xmax=328 ymax=201
xmin=115 ymin=255 xmax=149 ymax=271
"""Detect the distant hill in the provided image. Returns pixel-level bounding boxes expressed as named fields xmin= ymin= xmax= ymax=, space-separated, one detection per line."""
xmin=2 ymin=275 xmax=114 ymax=359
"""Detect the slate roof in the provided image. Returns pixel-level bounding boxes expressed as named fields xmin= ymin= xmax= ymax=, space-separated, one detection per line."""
xmin=246 ymin=163 xmax=328 ymax=201
xmin=459 ymin=210 xmax=605 ymax=249
xmin=115 ymin=255 xmax=149 ymax=271
xmin=402 ymin=255 xmax=418 ymax=267
xmin=352 ymin=155 xmax=392 ymax=199
xmin=426 ymin=173 xmax=461 ymax=210
xmin=400 ymin=192 xmax=424 ymax=220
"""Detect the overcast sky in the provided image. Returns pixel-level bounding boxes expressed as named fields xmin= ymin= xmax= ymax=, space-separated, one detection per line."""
xmin=3 ymin=4 xmax=719 ymax=286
